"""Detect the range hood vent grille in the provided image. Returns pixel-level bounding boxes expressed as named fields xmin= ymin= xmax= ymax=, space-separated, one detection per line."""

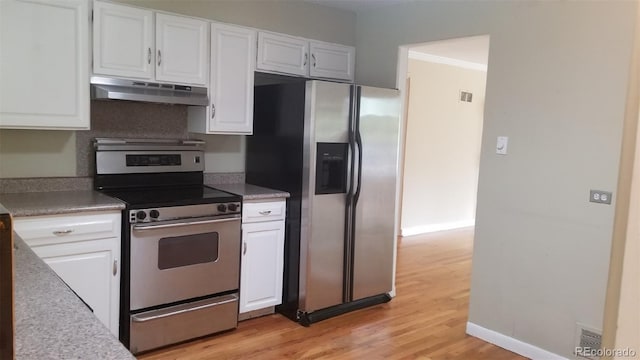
xmin=90 ymin=76 xmax=209 ymax=106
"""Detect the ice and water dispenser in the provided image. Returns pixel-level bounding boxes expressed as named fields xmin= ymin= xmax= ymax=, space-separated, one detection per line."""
xmin=315 ymin=143 xmax=348 ymax=195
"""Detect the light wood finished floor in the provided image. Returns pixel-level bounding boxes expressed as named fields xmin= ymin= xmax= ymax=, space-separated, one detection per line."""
xmin=139 ymin=228 xmax=525 ymax=360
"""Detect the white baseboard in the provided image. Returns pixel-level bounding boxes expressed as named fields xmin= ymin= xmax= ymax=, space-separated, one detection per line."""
xmin=466 ymin=322 xmax=568 ymax=360
xmin=401 ymin=219 xmax=475 ymax=236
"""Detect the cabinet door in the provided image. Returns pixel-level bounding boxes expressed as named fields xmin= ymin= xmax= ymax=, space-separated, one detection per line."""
xmin=93 ymin=1 xmax=154 ymax=80
xmin=31 ymin=239 xmax=120 ymax=336
xmin=208 ymin=23 xmax=256 ymax=134
xmin=240 ymin=220 xmax=285 ymax=313
xmin=0 ymin=0 xmax=89 ymax=130
xmin=155 ymin=13 xmax=208 ymax=85
xmin=14 ymin=212 xmax=121 ymax=336
xmin=309 ymin=41 xmax=355 ymax=82
xmin=257 ymin=32 xmax=308 ymax=77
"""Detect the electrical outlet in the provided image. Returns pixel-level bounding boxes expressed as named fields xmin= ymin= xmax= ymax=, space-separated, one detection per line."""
xmin=590 ymin=190 xmax=612 ymax=205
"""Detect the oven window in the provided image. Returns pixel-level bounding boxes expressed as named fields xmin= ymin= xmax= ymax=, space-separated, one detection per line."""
xmin=158 ymin=232 xmax=219 ymax=270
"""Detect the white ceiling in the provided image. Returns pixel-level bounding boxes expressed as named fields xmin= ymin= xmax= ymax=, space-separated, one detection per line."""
xmin=410 ymin=35 xmax=490 ymax=66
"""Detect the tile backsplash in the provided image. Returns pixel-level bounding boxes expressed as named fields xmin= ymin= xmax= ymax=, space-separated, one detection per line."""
xmin=76 ymin=100 xmax=189 ymax=177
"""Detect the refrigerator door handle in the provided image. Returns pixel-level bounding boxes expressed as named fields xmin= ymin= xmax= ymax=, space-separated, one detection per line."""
xmin=353 ymin=86 xmax=364 ymax=207
xmin=343 ymin=84 xmax=358 ymax=302
xmin=347 ymin=86 xmax=357 ymax=198
xmin=344 ymin=86 xmax=362 ymax=302
xmin=345 ymin=85 xmax=363 ymax=302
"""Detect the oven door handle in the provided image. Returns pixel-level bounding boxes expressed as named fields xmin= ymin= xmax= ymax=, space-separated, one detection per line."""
xmin=132 ymin=215 xmax=240 ymax=231
xmin=131 ymin=294 xmax=238 ymax=323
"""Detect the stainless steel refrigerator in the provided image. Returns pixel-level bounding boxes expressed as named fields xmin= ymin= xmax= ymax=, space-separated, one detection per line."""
xmin=247 ymin=77 xmax=401 ymax=325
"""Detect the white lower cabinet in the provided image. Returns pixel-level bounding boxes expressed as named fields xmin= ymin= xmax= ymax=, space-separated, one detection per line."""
xmin=13 ymin=211 xmax=121 ymax=336
xmin=239 ymin=200 xmax=285 ymax=315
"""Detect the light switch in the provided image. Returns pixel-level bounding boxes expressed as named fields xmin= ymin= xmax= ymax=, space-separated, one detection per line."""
xmin=496 ymin=136 xmax=508 ymax=155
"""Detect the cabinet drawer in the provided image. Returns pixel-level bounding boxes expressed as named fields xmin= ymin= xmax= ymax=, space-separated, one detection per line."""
xmin=242 ymin=200 xmax=285 ymax=223
xmin=130 ymin=293 xmax=238 ymax=354
xmin=14 ymin=211 xmax=121 ymax=247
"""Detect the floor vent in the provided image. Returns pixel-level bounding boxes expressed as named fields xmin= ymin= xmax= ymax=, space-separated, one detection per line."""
xmin=575 ymin=323 xmax=602 ymax=359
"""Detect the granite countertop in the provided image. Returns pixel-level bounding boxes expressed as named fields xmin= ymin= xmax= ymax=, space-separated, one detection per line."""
xmin=0 ymin=190 xmax=125 ymax=217
xmin=13 ymin=234 xmax=135 ymax=359
xmin=212 ymin=183 xmax=290 ymax=201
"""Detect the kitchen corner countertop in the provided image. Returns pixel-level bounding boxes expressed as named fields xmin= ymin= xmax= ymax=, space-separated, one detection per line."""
xmin=14 ymin=234 xmax=135 ymax=359
xmin=212 ymin=183 xmax=290 ymax=200
xmin=0 ymin=190 xmax=125 ymax=217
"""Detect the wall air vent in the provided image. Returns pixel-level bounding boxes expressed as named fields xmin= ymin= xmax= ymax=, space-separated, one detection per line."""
xmin=574 ymin=323 xmax=602 ymax=359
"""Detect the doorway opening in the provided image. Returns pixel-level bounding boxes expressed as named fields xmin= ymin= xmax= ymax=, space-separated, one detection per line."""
xmin=396 ymin=35 xmax=490 ymax=241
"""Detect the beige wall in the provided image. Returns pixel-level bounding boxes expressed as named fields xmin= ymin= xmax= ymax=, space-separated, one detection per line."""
xmin=0 ymin=130 xmax=76 ymax=178
xmin=355 ymin=1 xmax=636 ymax=358
xmin=613 ymin=124 xmax=640 ymax=356
xmin=0 ymin=0 xmax=356 ymax=179
xmin=606 ymin=5 xmax=640 ymax=355
xmin=401 ymin=59 xmax=485 ymax=234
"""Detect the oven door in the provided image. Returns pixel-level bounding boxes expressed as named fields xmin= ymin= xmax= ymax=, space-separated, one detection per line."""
xmin=130 ymin=214 xmax=241 ymax=311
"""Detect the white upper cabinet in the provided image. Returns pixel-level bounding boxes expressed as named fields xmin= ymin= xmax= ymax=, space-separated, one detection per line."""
xmin=209 ymin=23 xmax=256 ymax=134
xmin=189 ymin=23 xmax=256 ymax=134
xmin=155 ymin=14 xmax=208 ymax=85
xmin=257 ymin=32 xmax=309 ymax=77
xmin=93 ymin=1 xmax=208 ymax=86
xmin=0 ymin=0 xmax=90 ymax=130
xmin=309 ymin=41 xmax=355 ymax=82
xmin=256 ymin=31 xmax=355 ymax=82
xmin=93 ymin=1 xmax=154 ymax=80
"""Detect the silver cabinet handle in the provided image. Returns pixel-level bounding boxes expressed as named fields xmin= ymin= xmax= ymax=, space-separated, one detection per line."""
xmin=113 ymin=259 xmax=118 ymax=276
xmin=312 ymin=53 xmax=316 ymax=67
xmin=258 ymin=210 xmax=272 ymax=215
xmin=243 ymin=242 xmax=247 ymax=255
xmin=147 ymin=47 xmax=151 ymax=64
xmin=304 ymin=53 xmax=308 ymax=66
xmin=53 ymin=229 xmax=73 ymax=236
xmin=157 ymin=49 xmax=162 ymax=66
xmin=211 ymin=103 xmax=216 ymax=119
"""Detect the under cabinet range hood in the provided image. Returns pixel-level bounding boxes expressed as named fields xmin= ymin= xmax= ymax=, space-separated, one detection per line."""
xmin=90 ymin=76 xmax=208 ymax=106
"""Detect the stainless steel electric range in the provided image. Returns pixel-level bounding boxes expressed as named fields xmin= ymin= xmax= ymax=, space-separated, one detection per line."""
xmin=94 ymin=138 xmax=242 ymax=354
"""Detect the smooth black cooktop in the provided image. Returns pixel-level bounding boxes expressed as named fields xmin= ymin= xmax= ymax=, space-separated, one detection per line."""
xmin=102 ymin=185 xmax=241 ymax=209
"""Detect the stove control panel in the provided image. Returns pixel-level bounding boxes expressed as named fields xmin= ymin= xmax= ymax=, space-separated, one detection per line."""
xmin=129 ymin=202 xmax=242 ymax=223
